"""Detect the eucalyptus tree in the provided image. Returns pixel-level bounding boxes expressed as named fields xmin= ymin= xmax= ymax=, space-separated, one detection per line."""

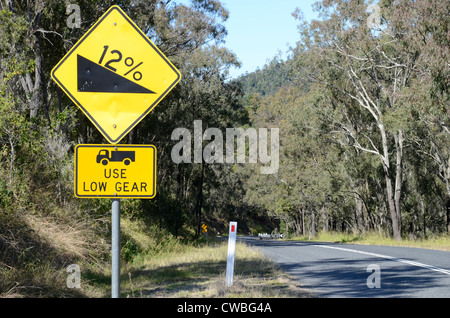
xmin=291 ymin=0 xmax=449 ymax=239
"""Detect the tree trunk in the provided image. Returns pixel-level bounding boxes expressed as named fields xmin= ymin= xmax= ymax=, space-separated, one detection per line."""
xmin=30 ymin=31 xmax=46 ymax=119
xmin=380 ymin=125 xmax=403 ymax=240
xmin=384 ymin=173 xmax=401 ymax=240
xmin=295 ymin=205 xmax=303 ymax=236
xmin=301 ymin=207 xmax=305 ymax=235
xmin=322 ymin=206 xmax=329 ymax=232
xmin=16 ymin=2 xmax=48 ymax=120
xmin=158 ymin=191 xmax=163 ymax=230
xmin=393 ymin=130 xmax=404 ymax=237
xmin=446 ymin=197 xmax=450 ymax=234
xmin=195 ymin=162 xmax=205 ymax=237
xmin=311 ymin=208 xmax=316 ymax=237
xmin=355 ymin=195 xmax=365 ymax=234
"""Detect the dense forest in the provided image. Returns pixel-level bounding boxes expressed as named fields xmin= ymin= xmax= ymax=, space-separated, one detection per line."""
xmin=0 ymin=0 xmax=448 ymax=296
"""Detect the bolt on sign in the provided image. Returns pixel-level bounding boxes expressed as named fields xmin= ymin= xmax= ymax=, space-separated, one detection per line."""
xmin=51 ymin=5 xmax=181 ymax=144
xmin=74 ymin=144 xmax=157 ymax=199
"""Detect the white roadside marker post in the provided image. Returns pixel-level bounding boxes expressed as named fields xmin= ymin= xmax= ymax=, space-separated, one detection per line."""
xmin=226 ymin=221 xmax=237 ymax=287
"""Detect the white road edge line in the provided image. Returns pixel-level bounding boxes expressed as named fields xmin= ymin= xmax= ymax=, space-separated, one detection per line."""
xmin=313 ymin=244 xmax=450 ymax=276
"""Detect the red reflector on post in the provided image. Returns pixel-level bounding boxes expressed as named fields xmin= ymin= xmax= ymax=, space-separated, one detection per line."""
xmin=231 ymin=225 xmax=235 ymax=232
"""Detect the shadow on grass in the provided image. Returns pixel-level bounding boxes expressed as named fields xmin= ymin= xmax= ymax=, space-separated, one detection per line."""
xmin=82 ymin=239 xmax=310 ymax=298
xmin=115 ymin=257 xmax=305 ymax=298
xmin=82 ymin=258 xmax=227 ymax=297
xmin=337 ymin=236 xmax=362 ymax=244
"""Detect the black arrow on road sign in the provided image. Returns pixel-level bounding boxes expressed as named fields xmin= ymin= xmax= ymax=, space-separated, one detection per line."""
xmin=77 ymin=55 xmax=156 ymax=94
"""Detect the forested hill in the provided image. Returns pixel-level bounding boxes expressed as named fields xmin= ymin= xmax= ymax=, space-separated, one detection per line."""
xmin=237 ymin=57 xmax=295 ymax=97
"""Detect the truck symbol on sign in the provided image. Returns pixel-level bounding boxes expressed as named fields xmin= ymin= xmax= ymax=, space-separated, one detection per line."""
xmin=96 ymin=149 xmax=135 ymax=166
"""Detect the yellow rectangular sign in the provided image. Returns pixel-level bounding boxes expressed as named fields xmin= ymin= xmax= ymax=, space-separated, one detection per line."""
xmin=74 ymin=144 xmax=156 ymax=198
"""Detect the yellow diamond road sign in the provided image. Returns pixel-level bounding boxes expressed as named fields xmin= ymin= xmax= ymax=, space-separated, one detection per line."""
xmin=75 ymin=144 xmax=156 ymax=198
xmin=51 ymin=5 xmax=181 ymax=144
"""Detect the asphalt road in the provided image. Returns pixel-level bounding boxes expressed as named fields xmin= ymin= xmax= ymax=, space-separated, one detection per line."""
xmin=239 ymin=236 xmax=450 ymax=298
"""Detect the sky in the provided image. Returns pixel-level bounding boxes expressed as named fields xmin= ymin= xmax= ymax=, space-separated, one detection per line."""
xmin=218 ymin=0 xmax=319 ymax=78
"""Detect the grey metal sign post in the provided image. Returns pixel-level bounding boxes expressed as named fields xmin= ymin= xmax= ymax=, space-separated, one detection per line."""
xmin=111 ymin=199 xmax=120 ymax=298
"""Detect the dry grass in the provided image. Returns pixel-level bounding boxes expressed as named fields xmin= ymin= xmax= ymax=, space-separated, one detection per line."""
xmin=119 ymin=241 xmax=312 ymax=298
xmin=1 ymin=211 xmax=310 ymax=298
xmin=24 ymin=214 xmax=92 ymax=260
xmin=0 ymin=205 xmax=110 ymax=298
xmin=292 ymin=231 xmax=450 ymax=252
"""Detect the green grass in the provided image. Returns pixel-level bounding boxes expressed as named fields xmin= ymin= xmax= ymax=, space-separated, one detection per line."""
xmin=290 ymin=231 xmax=450 ymax=251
